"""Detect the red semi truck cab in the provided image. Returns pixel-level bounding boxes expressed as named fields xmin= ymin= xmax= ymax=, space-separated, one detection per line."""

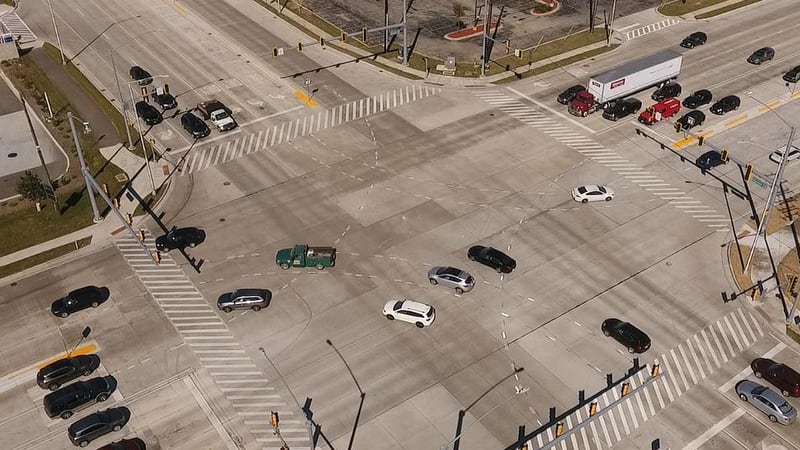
xmin=568 ymin=91 xmax=596 ymax=117
xmin=637 ymin=98 xmax=681 ymax=125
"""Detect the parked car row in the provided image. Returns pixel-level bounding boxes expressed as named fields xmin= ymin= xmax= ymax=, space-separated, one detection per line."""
xmin=735 ymin=357 xmax=800 ymax=425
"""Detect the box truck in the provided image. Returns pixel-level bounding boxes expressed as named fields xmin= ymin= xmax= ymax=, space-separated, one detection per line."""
xmin=568 ymin=50 xmax=683 ymax=117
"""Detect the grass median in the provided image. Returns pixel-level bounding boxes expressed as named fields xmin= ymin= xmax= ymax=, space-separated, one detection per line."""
xmin=695 ymin=0 xmax=761 ymax=19
xmin=0 ymin=237 xmax=92 ymax=279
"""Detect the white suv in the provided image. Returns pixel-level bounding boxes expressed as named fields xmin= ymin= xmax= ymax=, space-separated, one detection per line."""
xmin=383 ymin=299 xmax=435 ymax=328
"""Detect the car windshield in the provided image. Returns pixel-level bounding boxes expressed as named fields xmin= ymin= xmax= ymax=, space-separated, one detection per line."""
xmin=392 ymin=301 xmax=404 ymax=311
xmin=752 ymin=386 xmax=767 ymax=395
xmin=577 ymin=186 xmax=588 ymax=194
xmin=465 ymin=276 xmax=473 ymax=284
xmin=426 ymin=307 xmax=434 ymax=318
xmin=598 ymin=186 xmax=607 ymax=193
xmin=440 ymin=267 xmax=460 ymax=276
xmin=779 ymin=401 xmax=794 ymax=414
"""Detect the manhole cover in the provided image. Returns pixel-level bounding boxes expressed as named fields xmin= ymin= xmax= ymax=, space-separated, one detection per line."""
xmin=219 ymin=218 xmax=226 ymax=222
xmin=115 ymin=173 xmax=129 ymax=182
xmin=223 ymin=181 xmax=230 ymax=186
xmin=8 ymin=152 xmax=17 ymax=158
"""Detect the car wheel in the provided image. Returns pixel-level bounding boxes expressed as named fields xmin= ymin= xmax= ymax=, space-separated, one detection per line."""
xmin=190 ymin=242 xmax=196 ymax=247
xmin=252 ymin=305 xmax=261 ymax=312
xmin=455 ymin=287 xmax=464 ymax=294
xmin=60 ymin=411 xmax=73 ymax=419
xmin=415 ymin=322 xmax=424 ymax=328
xmin=429 ymin=278 xmax=438 ymax=285
xmin=49 ymin=383 xmax=60 ymax=391
xmin=605 ymin=197 xmax=612 ymax=202
xmin=782 ymin=389 xmax=791 ymax=397
xmin=769 ymin=415 xmax=778 ymax=423
xmin=280 ymin=263 xmax=290 ymax=270
xmin=91 ymin=302 xmax=99 ymax=308
xmin=739 ymin=393 xmax=748 ymax=402
xmin=60 ymin=312 xmax=69 ymax=318
xmin=385 ymin=314 xmax=394 ymax=320
xmin=581 ymin=199 xmax=588 ymax=204
xmin=627 ymin=347 xmax=635 ymax=354
xmin=83 ymin=369 xmax=92 ymax=376
xmin=97 ymin=393 xmax=109 ymax=402
xmin=581 ymin=111 xmax=587 ymax=118
xmin=468 ymin=255 xmax=476 ymax=261
xmin=495 ymin=266 xmax=503 ymax=273
xmin=754 ymin=370 xmax=762 ymax=378
xmin=603 ymin=329 xmax=610 ymax=336
xmin=79 ymin=441 xmax=89 ymax=448
xmin=316 ymin=263 xmax=324 ymax=270
xmin=113 ymin=424 xmax=123 ymax=432
xmin=223 ymin=307 xmax=233 ymax=313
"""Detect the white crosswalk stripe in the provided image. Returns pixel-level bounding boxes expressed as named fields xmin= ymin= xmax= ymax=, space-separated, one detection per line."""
xmin=180 ymin=85 xmax=441 ymax=175
xmin=525 ymin=307 xmax=764 ymax=449
xmin=113 ymin=231 xmax=311 ymax=449
xmin=472 ymin=88 xmax=730 ymax=230
xmin=0 ymin=12 xmax=36 ymax=42
xmin=624 ymin=19 xmax=681 ymax=40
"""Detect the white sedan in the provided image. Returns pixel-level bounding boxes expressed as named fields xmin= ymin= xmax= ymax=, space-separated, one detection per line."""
xmin=769 ymin=146 xmax=800 ymax=164
xmin=571 ymin=185 xmax=615 ymax=203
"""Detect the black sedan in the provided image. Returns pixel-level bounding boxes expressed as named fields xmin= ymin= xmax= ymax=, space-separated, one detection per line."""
xmin=155 ymin=227 xmax=206 ymax=251
xmin=96 ymin=438 xmax=147 ymax=450
xmin=680 ymin=31 xmax=707 ymax=49
xmin=602 ymin=98 xmax=642 ymax=121
xmin=682 ymin=89 xmax=712 ymax=109
xmin=51 ymin=286 xmax=110 ymax=318
xmin=68 ymin=407 xmax=131 ymax=447
xmin=181 ymin=112 xmax=211 ymax=139
xmin=651 ymin=82 xmax=681 ymax=101
xmin=747 ymin=47 xmax=775 ymax=65
xmin=696 ymin=150 xmax=724 ymax=170
xmin=467 ymin=245 xmax=516 ymax=273
xmin=37 ymin=354 xmax=101 ymax=391
xmin=129 ymin=65 xmax=152 ymax=86
xmin=135 ymin=101 xmax=162 ymax=126
xmin=676 ymin=110 xmax=705 ymax=130
xmin=710 ymin=95 xmax=740 ymax=115
xmin=153 ymin=92 xmax=177 ymax=110
xmin=557 ymin=85 xmax=585 ymax=105
xmin=602 ymin=318 xmax=651 ymax=354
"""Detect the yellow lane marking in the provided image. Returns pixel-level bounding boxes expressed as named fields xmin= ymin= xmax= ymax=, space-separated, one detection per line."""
xmin=673 ymin=136 xmax=696 ymax=149
xmin=37 ymin=343 xmax=99 ymax=369
xmin=698 ymin=130 xmax=714 ymax=138
xmin=792 ymin=91 xmax=800 ymax=100
xmin=295 ymin=90 xmax=319 ymax=107
xmin=724 ymin=115 xmax=747 ymax=128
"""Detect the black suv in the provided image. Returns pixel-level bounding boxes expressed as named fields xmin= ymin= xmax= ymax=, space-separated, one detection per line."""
xmin=51 ymin=286 xmax=110 ymax=318
xmin=217 ymin=289 xmax=272 ymax=313
xmin=155 ymin=227 xmax=206 ymax=251
xmin=680 ymin=32 xmax=707 ymax=49
xmin=747 ymin=47 xmax=775 ymax=65
xmin=682 ymin=89 xmax=712 ymax=109
xmin=783 ymin=66 xmax=800 ymax=84
xmin=43 ymin=376 xmax=117 ymax=419
xmin=68 ymin=407 xmax=131 ymax=447
xmin=602 ymin=318 xmax=651 ymax=354
xmin=37 ymin=354 xmax=101 ymax=391
xmin=467 ymin=245 xmax=516 ymax=273
xmin=710 ymin=95 xmax=740 ymax=115
xmin=181 ymin=112 xmax=211 ymax=139
xmin=153 ymin=92 xmax=177 ymax=110
xmin=651 ymin=83 xmax=681 ymax=101
xmin=602 ymin=98 xmax=642 ymax=121
xmin=96 ymin=438 xmax=146 ymax=450
xmin=135 ymin=101 xmax=162 ymax=126
xmin=129 ymin=66 xmax=152 ymax=86
xmin=557 ymin=85 xmax=585 ymax=105
xmin=676 ymin=110 xmax=705 ymax=131
xmin=696 ymin=150 xmax=724 ymax=170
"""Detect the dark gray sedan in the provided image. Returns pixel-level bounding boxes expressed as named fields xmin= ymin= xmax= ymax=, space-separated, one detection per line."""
xmin=217 ymin=289 xmax=272 ymax=313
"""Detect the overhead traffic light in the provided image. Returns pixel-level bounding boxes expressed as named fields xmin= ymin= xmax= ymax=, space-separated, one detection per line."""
xmin=341 ymin=31 xmax=347 ymax=42
xmin=297 ymin=42 xmax=303 ymax=52
xmin=272 ymin=47 xmax=279 ymax=58
xmin=504 ymin=39 xmax=510 ymax=55
xmin=319 ymin=37 xmax=326 ymax=47
xmin=698 ymin=136 xmax=705 ymax=146
xmin=744 ymin=164 xmax=754 ymax=181
xmin=270 ymin=411 xmax=279 ymax=427
xmin=362 ymin=27 xmax=368 ymax=42
xmin=720 ymin=148 xmax=729 ymax=162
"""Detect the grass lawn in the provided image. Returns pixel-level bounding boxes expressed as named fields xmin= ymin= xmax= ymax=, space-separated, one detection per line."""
xmin=658 ymin=0 xmax=732 ymax=16
xmin=695 ymin=0 xmax=761 ymax=19
xmin=0 ymin=237 xmax=91 ymax=279
xmin=495 ymin=44 xmax=618 ymax=84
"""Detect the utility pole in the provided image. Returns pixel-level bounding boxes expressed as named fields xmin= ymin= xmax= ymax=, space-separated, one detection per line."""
xmin=402 ymin=0 xmax=409 ymax=65
xmin=47 ymin=0 xmax=66 ymax=64
xmin=480 ymin=0 xmax=490 ymax=77
xmin=21 ymin=95 xmax=58 ymax=211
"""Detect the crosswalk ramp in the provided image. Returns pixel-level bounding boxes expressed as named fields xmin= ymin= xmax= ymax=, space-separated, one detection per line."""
xmin=528 ymin=307 xmax=764 ymax=450
xmin=0 ymin=12 xmax=36 ymax=43
xmin=180 ymin=85 xmax=442 ymax=175
xmin=623 ymin=18 xmax=681 ymax=41
xmin=114 ymin=230 xmax=310 ymax=450
xmin=471 ymin=88 xmax=731 ymax=231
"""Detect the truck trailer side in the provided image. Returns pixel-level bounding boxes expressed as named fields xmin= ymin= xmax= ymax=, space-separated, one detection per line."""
xmin=588 ymin=50 xmax=683 ymax=104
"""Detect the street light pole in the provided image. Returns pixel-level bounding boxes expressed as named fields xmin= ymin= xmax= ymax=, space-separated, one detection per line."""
xmin=67 ymin=112 xmax=102 ymax=222
xmin=743 ymin=92 xmax=797 ymax=273
xmin=441 ymin=385 xmax=530 ymax=450
xmin=259 ymin=347 xmax=315 ymax=449
xmin=326 ymin=339 xmax=365 ymax=450
xmin=127 ymin=83 xmax=157 ymax=195
xmin=111 ymin=51 xmax=134 ymax=149
xmin=47 ymin=0 xmax=66 ymax=65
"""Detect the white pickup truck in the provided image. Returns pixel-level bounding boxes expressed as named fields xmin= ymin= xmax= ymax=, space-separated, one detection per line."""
xmin=197 ymin=100 xmax=236 ymax=132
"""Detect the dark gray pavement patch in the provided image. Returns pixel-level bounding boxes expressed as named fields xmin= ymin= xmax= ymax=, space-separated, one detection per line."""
xmin=0 ymin=74 xmax=20 ymax=116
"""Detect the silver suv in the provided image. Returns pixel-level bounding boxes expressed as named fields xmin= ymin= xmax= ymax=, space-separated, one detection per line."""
xmin=428 ymin=266 xmax=475 ymax=294
xmin=217 ymin=289 xmax=272 ymax=313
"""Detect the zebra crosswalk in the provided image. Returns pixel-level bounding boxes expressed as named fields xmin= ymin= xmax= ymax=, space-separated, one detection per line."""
xmin=471 ymin=88 xmax=731 ymax=231
xmin=114 ymin=230 xmax=311 ymax=450
xmin=180 ymin=85 xmax=442 ymax=175
xmin=0 ymin=12 xmax=36 ymax=43
xmin=624 ymin=18 xmax=681 ymax=41
xmin=528 ymin=307 xmax=764 ymax=450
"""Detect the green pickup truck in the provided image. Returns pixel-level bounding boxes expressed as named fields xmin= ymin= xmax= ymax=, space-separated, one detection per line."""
xmin=276 ymin=244 xmax=336 ymax=270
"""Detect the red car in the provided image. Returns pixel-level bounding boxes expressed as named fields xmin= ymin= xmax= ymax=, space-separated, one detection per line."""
xmin=751 ymin=358 xmax=800 ymax=397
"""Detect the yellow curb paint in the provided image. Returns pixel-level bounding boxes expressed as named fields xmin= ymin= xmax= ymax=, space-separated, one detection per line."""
xmin=725 ymin=115 xmax=747 ymax=128
xmin=295 ymin=90 xmax=318 ymax=107
xmin=792 ymin=91 xmax=800 ymax=100
xmin=698 ymin=130 xmax=714 ymax=138
xmin=172 ymin=2 xmax=187 ymax=15
xmin=766 ymin=100 xmax=782 ymax=110
xmin=673 ymin=137 xmax=696 ymax=149
xmin=37 ymin=343 xmax=99 ymax=369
